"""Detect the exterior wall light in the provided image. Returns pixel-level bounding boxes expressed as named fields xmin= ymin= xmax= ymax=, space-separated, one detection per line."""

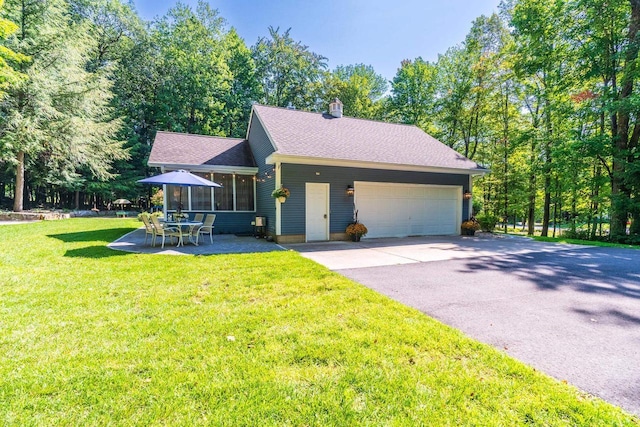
xmin=346 ymin=185 xmax=355 ymax=197
xmin=463 ymin=191 xmax=472 ymax=200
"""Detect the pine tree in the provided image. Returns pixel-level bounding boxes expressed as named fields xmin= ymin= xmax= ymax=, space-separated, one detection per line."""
xmin=0 ymin=0 xmax=127 ymax=211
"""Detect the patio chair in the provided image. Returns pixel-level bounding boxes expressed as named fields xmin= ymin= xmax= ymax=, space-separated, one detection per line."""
xmin=195 ymin=214 xmax=216 ymax=244
xmin=193 ymin=213 xmax=204 ymax=223
xmin=150 ymin=215 xmax=181 ymax=248
xmin=140 ymin=214 xmax=155 ymax=245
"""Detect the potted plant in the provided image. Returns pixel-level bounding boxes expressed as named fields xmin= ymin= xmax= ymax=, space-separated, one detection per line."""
xmin=272 ymin=186 xmax=290 ymax=203
xmin=461 ymin=218 xmax=480 ymax=236
xmin=173 ymin=212 xmax=188 ymax=222
xmin=346 ymin=222 xmax=368 ymax=242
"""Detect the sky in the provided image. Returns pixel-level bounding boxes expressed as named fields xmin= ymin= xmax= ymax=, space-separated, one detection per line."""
xmin=132 ymin=0 xmax=502 ymax=82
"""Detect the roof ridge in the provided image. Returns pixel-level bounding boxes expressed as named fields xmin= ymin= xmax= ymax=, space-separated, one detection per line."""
xmin=252 ymin=103 xmax=421 ymax=130
xmin=156 ymin=130 xmax=246 ymax=141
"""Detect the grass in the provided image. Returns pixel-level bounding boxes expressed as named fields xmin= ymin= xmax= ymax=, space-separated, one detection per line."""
xmin=532 ymin=235 xmax=640 ymax=249
xmin=0 ymin=218 xmax=637 ymax=426
xmin=495 ymin=226 xmax=639 ymax=249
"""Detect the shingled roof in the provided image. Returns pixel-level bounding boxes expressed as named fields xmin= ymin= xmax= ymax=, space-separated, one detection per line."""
xmin=252 ymin=104 xmax=485 ymax=173
xmin=148 ymin=131 xmax=256 ymax=169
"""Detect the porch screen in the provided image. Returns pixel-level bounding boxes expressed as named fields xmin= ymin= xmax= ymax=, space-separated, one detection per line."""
xmin=235 ymin=175 xmax=254 ymax=211
xmin=191 ymin=172 xmax=212 ymax=210
xmin=167 ymin=185 xmax=188 ymax=210
xmin=214 ymin=173 xmax=233 ymax=211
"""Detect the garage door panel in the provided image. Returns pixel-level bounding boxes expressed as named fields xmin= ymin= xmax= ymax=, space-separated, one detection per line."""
xmin=356 ymin=182 xmax=460 ymax=238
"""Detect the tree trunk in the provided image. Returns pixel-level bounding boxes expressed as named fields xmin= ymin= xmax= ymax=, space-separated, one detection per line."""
xmin=13 ymin=151 xmax=25 ymax=212
xmin=527 ymin=135 xmax=537 ymax=236
xmin=552 ymin=176 xmax=559 ymax=238
xmin=541 ymin=103 xmax=553 ymax=237
xmin=610 ymin=0 xmax=640 ymax=239
xmin=502 ymin=87 xmax=509 ymax=234
xmin=590 ymin=163 xmax=601 ymax=240
xmin=527 ymin=176 xmax=536 ymax=236
xmin=541 ymin=173 xmax=551 ymax=237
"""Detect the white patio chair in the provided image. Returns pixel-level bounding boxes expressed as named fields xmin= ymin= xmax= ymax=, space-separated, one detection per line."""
xmin=193 ymin=213 xmax=204 ymax=223
xmin=140 ymin=214 xmax=155 ymax=245
xmin=195 ymin=214 xmax=216 ymax=244
xmin=150 ymin=215 xmax=181 ymax=248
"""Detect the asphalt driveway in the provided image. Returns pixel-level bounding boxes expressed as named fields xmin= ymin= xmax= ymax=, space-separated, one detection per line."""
xmin=285 ymin=235 xmax=640 ymax=416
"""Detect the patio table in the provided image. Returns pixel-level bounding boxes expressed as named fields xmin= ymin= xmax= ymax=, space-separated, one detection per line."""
xmin=163 ymin=220 xmax=203 ymax=247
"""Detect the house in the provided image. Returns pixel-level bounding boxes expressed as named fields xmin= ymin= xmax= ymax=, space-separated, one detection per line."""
xmin=147 ymin=99 xmax=487 ymax=242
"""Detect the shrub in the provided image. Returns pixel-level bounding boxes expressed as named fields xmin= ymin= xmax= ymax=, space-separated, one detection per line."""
xmin=137 ymin=211 xmax=163 ymax=222
xmin=472 ymin=199 xmax=483 ymax=216
xmin=563 ymin=228 xmax=592 ymax=240
xmin=476 ymin=213 xmax=499 ymax=232
xmin=151 ymin=189 xmax=164 ymax=206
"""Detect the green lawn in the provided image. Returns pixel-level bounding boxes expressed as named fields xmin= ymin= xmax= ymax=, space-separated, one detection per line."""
xmin=532 ymin=235 xmax=640 ymax=249
xmin=0 ymin=219 xmax=637 ymax=426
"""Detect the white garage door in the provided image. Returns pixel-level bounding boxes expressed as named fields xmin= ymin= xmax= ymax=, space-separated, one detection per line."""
xmin=355 ymin=182 xmax=461 ymax=238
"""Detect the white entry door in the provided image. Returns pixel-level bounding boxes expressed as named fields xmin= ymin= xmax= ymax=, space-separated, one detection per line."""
xmin=306 ymin=183 xmax=330 ymax=241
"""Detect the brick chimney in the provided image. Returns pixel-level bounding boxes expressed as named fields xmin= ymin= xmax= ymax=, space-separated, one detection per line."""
xmin=329 ymin=98 xmax=343 ymax=118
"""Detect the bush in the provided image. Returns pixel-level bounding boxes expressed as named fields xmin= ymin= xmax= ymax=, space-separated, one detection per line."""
xmin=563 ymin=228 xmax=592 ymax=240
xmin=151 ymin=189 xmax=164 ymax=206
xmin=472 ymin=199 xmax=483 ymax=216
xmin=137 ymin=211 xmax=164 ymax=222
xmin=476 ymin=213 xmax=499 ymax=232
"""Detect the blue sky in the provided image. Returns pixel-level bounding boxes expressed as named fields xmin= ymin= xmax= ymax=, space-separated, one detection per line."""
xmin=132 ymin=0 xmax=502 ymax=82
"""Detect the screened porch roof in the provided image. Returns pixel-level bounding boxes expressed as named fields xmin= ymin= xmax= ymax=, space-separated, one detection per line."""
xmin=148 ymin=131 xmax=258 ymax=174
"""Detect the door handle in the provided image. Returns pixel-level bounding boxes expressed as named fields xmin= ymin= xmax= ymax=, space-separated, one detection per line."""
xmin=323 ymin=214 xmax=327 ymax=218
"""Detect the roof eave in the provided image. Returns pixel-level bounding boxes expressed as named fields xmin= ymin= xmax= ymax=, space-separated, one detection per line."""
xmin=148 ymin=162 xmax=258 ymax=175
xmin=248 ymin=106 xmax=278 ymax=152
xmin=265 ymin=153 xmax=489 ymax=176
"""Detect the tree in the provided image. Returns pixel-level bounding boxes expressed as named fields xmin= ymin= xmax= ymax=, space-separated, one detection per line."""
xmin=0 ymin=0 xmax=25 ymax=98
xmin=151 ymin=1 xmax=232 ymax=135
xmin=321 ymin=63 xmax=387 ymax=119
xmin=569 ymin=0 xmax=640 ymax=240
xmin=252 ymin=26 xmax=327 ymax=109
xmin=389 ymin=57 xmax=438 ymax=131
xmin=221 ymin=28 xmax=260 ymax=137
xmin=511 ymin=0 xmax=574 ymax=236
xmin=469 ymin=15 xmax=525 ymax=229
xmin=0 ymin=0 xmax=127 ymax=211
xmin=432 ymin=45 xmax=475 ymax=152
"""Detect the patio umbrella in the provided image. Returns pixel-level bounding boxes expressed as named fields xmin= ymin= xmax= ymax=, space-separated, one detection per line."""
xmin=137 ymin=170 xmax=221 ymax=212
xmin=113 ymin=198 xmax=132 ymax=205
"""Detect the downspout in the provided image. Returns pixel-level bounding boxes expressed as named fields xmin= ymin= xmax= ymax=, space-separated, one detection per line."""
xmin=468 ymin=174 xmax=474 ymax=219
xmin=275 ymin=162 xmax=282 ymax=237
xmin=161 ymin=166 xmax=167 ymax=218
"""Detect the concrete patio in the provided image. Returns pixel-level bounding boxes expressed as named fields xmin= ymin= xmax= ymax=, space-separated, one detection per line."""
xmin=108 ymin=227 xmax=284 ymax=255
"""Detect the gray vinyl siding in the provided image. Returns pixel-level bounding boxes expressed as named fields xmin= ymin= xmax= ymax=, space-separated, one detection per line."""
xmin=184 ymin=211 xmax=255 ymax=235
xmin=280 ymin=164 xmax=471 ymax=236
xmin=247 ymin=114 xmax=277 ymax=233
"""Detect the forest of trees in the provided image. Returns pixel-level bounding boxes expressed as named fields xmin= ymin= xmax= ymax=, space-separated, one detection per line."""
xmin=1 ymin=0 xmax=640 ymax=243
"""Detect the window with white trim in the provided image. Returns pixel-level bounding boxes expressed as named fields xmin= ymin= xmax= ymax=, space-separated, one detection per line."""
xmin=167 ymin=172 xmax=255 ymax=212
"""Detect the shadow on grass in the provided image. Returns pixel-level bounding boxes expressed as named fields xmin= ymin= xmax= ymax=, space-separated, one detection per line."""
xmin=64 ymin=245 xmax=130 ymax=259
xmin=48 ymin=228 xmax=136 ymax=243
